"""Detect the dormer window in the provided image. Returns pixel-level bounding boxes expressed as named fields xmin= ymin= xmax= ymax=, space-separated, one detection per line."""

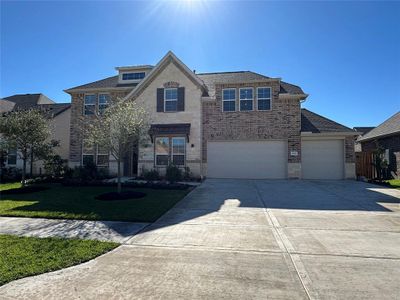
xmin=122 ymin=72 xmax=145 ymax=81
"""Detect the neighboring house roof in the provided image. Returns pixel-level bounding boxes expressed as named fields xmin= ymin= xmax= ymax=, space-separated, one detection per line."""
xmin=353 ymin=127 xmax=375 ymax=136
xmin=3 ymin=93 xmax=54 ymax=110
xmin=301 ymin=108 xmax=354 ymax=133
xmin=39 ymin=103 xmax=71 ymax=118
xmin=0 ymin=99 xmax=16 ymax=113
xmin=358 ymin=111 xmax=400 ymax=142
xmin=65 ymin=75 xmax=138 ymax=91
xmin=197 ymin=71 xmax=305 ymax=98
xmin=1 ymin=94 xmax=70 ymax=118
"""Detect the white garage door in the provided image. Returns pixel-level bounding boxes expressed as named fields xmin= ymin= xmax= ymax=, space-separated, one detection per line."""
xmin=207 ymin=141 xmax=287 ymax=179
xmin=302 ymin=139 xmax=344 ymax=179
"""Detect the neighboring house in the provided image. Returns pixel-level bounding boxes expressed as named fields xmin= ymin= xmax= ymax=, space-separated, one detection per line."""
xmin=65 ymin=51 xmax=357 ymax=180
xmin=353 ymin=127 xmax=375 ymax=152
xmin=1 ymin=94 xmax=71 ymax=174
xmin=358 ymin=112 xmax=400 ymax=176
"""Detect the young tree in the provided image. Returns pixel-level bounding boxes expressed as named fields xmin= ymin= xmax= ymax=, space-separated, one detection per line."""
xmin=0 ymin=109 xmax=52 ymax=186
xmin=87 ymin=99 xmax=149 ymax=193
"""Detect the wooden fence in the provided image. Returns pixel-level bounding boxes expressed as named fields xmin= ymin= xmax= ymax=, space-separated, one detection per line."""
xmin=355 ymin=151 xmax=376 ymax=179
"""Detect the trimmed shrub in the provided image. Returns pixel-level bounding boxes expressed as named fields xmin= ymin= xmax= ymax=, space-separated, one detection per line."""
xmin=142 ymin=168 xmax=160 ymax=181
xmin=166 ymin=164 xmax=182 ymax=183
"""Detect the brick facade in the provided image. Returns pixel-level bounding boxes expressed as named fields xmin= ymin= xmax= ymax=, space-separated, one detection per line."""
xmin=202 ymin=80 xmax=302 ymax=177
xmin=69 ymin=90 xmax=130 ymax=164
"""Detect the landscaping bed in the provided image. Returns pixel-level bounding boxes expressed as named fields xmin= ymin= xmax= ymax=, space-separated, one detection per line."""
xmin=0 ymin=234 xmax=118 ymax=286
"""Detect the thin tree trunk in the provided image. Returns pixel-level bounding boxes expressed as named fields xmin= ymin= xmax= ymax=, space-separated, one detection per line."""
xmin=117 ymin=158 xmax=122 ymax=194
xmin=22 ymin=157 xmax=26 ymax=187
xmin=30 ymin=150 xmax=33 ymax=178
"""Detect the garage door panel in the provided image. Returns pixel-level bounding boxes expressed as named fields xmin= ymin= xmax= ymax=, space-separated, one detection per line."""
xmin=207 ymin=141 xmax=287 ymax=179
xmin=302 ymin=140 xmax=344 ymax=180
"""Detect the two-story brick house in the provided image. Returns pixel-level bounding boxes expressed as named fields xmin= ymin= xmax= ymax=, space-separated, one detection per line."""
xmin=66 ymin=51 xmax=356 ymax=180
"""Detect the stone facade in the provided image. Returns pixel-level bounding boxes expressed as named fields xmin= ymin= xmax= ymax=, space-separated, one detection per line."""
xmin=361 ymin=134 xmax=400 ymax=174
xmin=202 ymin=80 xmax=302 ymax=178
xmin=126 ymin=60 xmax=203 ymax=178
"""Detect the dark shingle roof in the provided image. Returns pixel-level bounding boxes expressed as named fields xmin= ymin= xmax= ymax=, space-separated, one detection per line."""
xmin=39 ymin=103 xmax=71 ymax=117
xmin=358 ymin=111 xmax=400 ymax=142
xmin=66 ymin=75 xmax=138 ymax=91
xmin=353 ymin=127 xmax=375 ymax=135
xmin=0 ymin=99 xmax=16 ymax=112
xmin=301 ymin=108 xmax=354 ymax=133
xmin=3 ymin=94 xmax=44 ymax=110
xmin=197 ymin=71 xmax=304 ymax=98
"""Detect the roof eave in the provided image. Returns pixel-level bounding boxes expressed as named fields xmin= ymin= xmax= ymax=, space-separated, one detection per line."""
xmin=64 ymin=86 xmax=135 ymax=94
xmin=358 ymin=131 xmax=400 ymax=143
xmin=279 ymin=93 xmax=308 ymax=100
xmin=301 ymin=131 xmax=358 ymax=137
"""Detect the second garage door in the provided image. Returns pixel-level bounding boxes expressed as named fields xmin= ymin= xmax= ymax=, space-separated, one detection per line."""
xmin=207 ymin=141 xmax=287 ymax=179
xmin=302 ymin=139 xmax=344 ymax=179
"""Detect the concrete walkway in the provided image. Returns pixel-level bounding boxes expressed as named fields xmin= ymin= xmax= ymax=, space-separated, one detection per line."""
xmin=0 ymin=217 xmax=148 ymax=243
xmin=1 ymin=179 xmax=400 ymax=299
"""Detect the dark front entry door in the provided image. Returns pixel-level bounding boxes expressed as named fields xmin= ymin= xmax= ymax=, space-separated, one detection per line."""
xmin=123 ymin=143 xmax=138 ymax=177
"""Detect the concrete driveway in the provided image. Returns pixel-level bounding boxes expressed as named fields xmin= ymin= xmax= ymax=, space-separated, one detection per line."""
xmin=1 ymin=180 xmax=400 ymax=299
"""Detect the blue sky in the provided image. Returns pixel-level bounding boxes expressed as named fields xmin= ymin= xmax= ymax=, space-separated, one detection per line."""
xmin=1 ymin=1 xmax=399 ymax=127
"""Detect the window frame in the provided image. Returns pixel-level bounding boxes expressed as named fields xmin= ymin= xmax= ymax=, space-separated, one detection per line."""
xmin=222 ymin=88 xmax=236 ymax=112
xmin=164 ymin=88 xmax=178 ymax=112
xmin=98 ymin=93 xmax=110 ymax=115
xmin=171 ymin=137 xmax=186 ymax=166
xmin=7 ymin=147 xmax=17 ymax=165
xmin=96 ymin=145 xmax=109 ymax=167
xmin=239 ymin=87 xmax=254 ymax=112
xmin=155 ymin=136 xmax=170 ymax=166
xmin=256 ymin=87 xmax=272 ymax=111
xmin=154 ymin=136 xmax=186 ymax=167
xmin=83 ymin=94 xmax=97 ymax=116
xmin=82 ymin=139 xmax=95 ymax=166
xmin=122 ymin=72 xmax=145 ymax=81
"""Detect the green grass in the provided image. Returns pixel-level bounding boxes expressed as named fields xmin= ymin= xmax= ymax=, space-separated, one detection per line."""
xmin=385 ymin=179 xmax=400 ymax=189
xmin=0 ymin=234 xmax=118 ymax=286
xmin=0 ymin=182 xmax=22 ymax=191
xmin=0 ymin=184 xmax=189 ymax=222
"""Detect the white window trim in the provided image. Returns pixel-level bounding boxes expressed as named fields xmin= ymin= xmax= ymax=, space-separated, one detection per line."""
xmin=164 ymin=88 xmax=178 ymax=112
xmin=239 ymin=87 xmax=254 ymax=112
xmin=222 ymin=88 xmax=236 ymax=112
xmin=82 ymin=139 xmax=95 ymax=165
xmin=256 ymin=87 xmax=272 ymax=111
xmin=171 ymin=137 xmax=186 ymax=166
xmin=96 ymin=145 xmax=109 ymax=167
xmin=83 ymin=94 xmax=96 ymax=116
xmin=98 ymin=93 xmax=110 ymax=115
xmin=6 ymin=148 xmax=17 ymax=165
xmin=155 ymin=137 xmax=170 ymax=166
xmin=121 ymin=72 xmax=146 ymax=82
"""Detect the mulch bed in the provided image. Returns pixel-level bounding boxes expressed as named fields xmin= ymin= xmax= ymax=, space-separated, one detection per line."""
xmin=1 ymin=186 xmax=50 ymax=195
xmin=95 ymin=190 xmax=147 ymax=201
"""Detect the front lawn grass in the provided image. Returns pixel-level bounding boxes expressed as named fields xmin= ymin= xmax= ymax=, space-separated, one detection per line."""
xmin=0 ymin=234 xmax=118 ymax=286
xmin=0 ymin=182 xmax=22 ymax=191
xmin=0 ymin=184 xmax=189 ymax=222
xmin=385 ymin=179 xmax=400 ymax=189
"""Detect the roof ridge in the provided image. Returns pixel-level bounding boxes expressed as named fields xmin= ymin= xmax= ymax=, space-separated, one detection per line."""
xmin=197 ymin=71 xmax=250 ymax=75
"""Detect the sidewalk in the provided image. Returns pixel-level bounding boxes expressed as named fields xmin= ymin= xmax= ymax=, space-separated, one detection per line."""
xmin=0 ymin=217 xmax=149 ymax=243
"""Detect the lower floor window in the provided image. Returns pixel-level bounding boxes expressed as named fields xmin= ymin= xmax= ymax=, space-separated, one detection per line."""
xmin=82 ymin=154 xmax=94 ymax=166
xmin=155 ymin=136 xmax=186 ymax=166
xmin=82 ymin=140 xmax=109 ymax=166
xmin=7 ymin=148 xmax=17 ymax=165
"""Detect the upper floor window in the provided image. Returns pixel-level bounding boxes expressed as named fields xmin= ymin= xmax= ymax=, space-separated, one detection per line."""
xmin=239 ymin=88 xmax=253 ymax=111
xmin=257 ymin=87 xmax=271 ymax=111
xmin=222 ymin=88 xmax=236 ymax=112
xmin=122 ymin=72 xmax=145 ymax=80
xmin=98 ymin=94 xmax=110 ymax=115
xmin=84 ymin=95 xmax=96 ymax=115
xmin=164 ymin=88 xmax=178 ymax=112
